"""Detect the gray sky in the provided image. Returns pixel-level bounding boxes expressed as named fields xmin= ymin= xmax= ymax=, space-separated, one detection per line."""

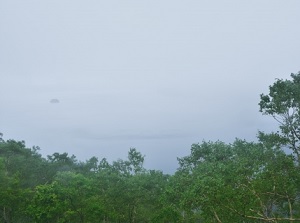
xmin=1 ymin=0 xmax=300 ymax=173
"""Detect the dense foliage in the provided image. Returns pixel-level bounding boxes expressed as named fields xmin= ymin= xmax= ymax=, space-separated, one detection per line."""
xmin=1 ymin=72 xmax=300 ymax=222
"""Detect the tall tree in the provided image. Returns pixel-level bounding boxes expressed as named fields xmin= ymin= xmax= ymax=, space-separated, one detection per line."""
xmin=259 ymin=71 xmax=300 ymax=162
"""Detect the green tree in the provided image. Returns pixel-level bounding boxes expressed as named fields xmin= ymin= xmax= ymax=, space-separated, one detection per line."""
xmin=27 ymin=182 xmax=65 ymax=223
xmin=0 ymin=140 xmax=48 ymax=187
xmin=173 ymin=140 xmax=300 ymax=222
xmin=92 ymin=149 xmax=169 ymax=223
xmin=259 ymin=71 xmax=300 ymax=162
xmin=0 ymin=138 xmax=47 ymax=222
xmin=28 ymin=172 xmax=96 ymax=223
xmin=47 ymin=152 xmax=78 ymax=173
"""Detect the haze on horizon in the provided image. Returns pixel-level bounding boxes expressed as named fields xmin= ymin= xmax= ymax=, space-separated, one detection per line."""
xmin=1 ymin=0 xmax=300 ymax=173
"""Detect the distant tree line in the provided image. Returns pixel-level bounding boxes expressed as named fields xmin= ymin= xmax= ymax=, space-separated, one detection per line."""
xmin=1 ymin=72 xmax=300 ymax=222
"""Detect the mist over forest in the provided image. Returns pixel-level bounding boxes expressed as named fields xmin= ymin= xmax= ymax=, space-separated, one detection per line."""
xmin=1 ymin=73 xmax=300 ymax=222
xmin=1 ymin=1 xmax=300 ymax=222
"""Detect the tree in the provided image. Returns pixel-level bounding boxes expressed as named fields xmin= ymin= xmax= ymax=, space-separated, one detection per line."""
xmin=28 ymin=172 xmax=96 ymax=223
xmin=0 ymin=160 xmax=32 ymax=223
xmin=109 ymin=148 xmax=145 ymax=176
xmin=259 ymin=71 xmax=300 ymax=163
xmin=173 ymin=140 xmax=300 ymax=222
xmin=27 ymin=182 xmax=65 ymax=223
xmin=127 ymin=148 xmax=145 ymax=174
xmin=0 ymin=133 xmax=3 ymax=142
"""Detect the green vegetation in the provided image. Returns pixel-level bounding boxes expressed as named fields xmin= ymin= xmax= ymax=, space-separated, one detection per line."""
xmin=1 ymin=72 xmax=300 ymax=222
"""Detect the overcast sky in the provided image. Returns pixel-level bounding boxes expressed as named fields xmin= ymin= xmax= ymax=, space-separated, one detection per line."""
xmin=1 ymin=0 xmax=300 ymax=173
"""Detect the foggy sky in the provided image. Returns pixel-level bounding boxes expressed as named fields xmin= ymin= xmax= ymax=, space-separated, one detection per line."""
xmin=1 ymin=0 xmax=300 ymax=173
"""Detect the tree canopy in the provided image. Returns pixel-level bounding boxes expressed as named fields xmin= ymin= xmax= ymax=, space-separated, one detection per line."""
xmin=259 ymin=71 xmax=300 ymax=162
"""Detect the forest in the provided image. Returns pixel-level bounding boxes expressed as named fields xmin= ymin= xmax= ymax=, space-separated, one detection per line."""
xmin=1 ymin=72 xmax=300 ymax=223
